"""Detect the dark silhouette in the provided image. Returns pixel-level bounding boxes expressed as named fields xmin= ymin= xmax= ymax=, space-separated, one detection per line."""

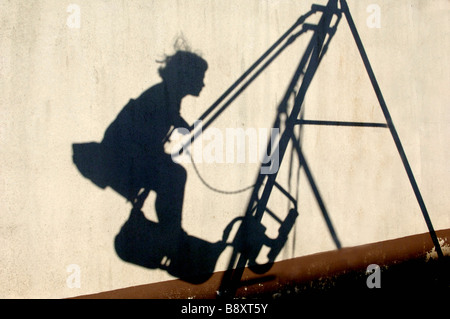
xmin=73 ymin=50 xmax=226 ymax=283
xmin=72 ymin=0 xmax=445 ymax=297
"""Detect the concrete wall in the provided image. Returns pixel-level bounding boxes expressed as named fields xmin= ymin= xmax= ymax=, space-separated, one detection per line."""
xmin=0 ymin=0 xmax=449 ymax=298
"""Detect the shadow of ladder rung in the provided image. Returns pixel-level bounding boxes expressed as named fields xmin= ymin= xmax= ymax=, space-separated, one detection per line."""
xmin=251 ymin=180 xmax=299 ymax=263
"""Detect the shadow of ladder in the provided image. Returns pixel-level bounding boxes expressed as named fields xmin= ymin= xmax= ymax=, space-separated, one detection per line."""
xmin=218 ymin=0 xmax=343 ymax=299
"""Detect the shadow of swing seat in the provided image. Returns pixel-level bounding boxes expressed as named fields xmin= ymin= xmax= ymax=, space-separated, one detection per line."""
xmin=114 ymin=208 xmax=227 ymax=284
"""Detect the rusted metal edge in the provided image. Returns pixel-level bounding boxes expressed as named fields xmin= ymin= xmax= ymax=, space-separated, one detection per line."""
xmin=72 ymin=228 xmax=449 ymax=299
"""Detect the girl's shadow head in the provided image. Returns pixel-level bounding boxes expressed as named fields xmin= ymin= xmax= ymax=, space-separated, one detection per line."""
xmin=158 ymin=50 xmax=208 ymax=98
